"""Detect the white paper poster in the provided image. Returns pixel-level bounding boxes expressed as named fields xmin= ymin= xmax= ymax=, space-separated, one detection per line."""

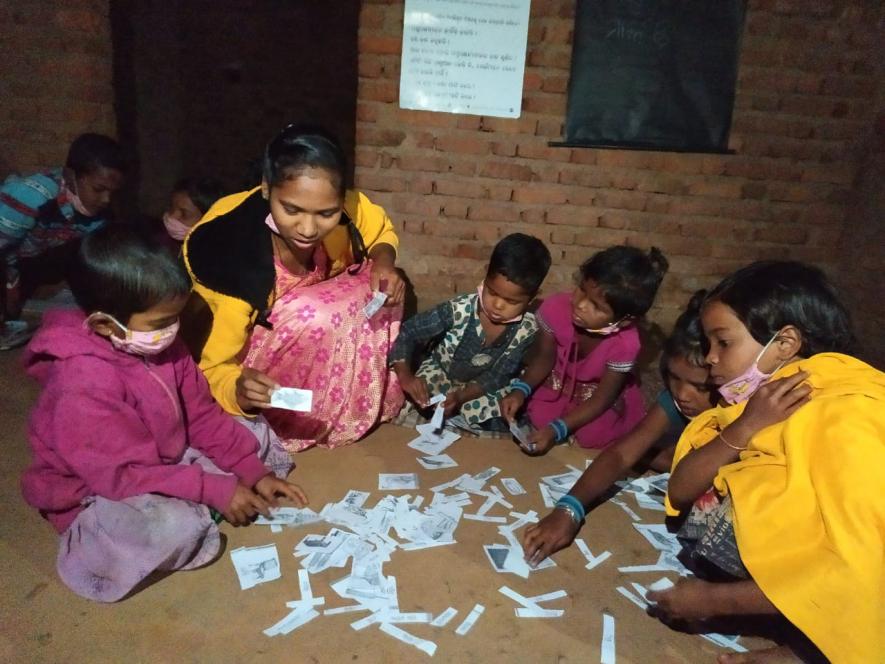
xmin=399 ymin=0 xmax=532 ymax=118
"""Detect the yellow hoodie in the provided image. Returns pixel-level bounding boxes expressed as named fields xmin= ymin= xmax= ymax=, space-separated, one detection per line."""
xmin=182 ymin=187 xmax=398 ymax=416
xmin=667 ymin=353 xmax=885 ymax=663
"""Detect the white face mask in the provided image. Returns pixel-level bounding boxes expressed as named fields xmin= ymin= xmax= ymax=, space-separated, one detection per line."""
xmin=64 ymin=180 xmax=92 ymax=216
xmin=582 ymin=318 xmax=625 ymax=335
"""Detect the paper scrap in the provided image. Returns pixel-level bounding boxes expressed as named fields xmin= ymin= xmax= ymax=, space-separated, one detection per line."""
xmin=417 ymin=454 xmax=458 ymax=470
xmin=363 ymin=290 xmax=388 ymax=319
xmin=428 ymin=393 xmax=447 ymax=406
xmin=601 ymin=613 xmax=616 ymax=664
xmin=255 ymin=507 xmax=321 ymax=527
xmin=324 ymin=604 xmax=370 ymax=616
xmin=508 ymin=420 xmax=532 ymax=445
xmin=408 ymin=428 xmax=460 ymax=455
xmin=700 ymin=633 xmax=749 ymax=653
xmin=575 ymin=538 xmax=612 ymax=571
xmin=231 ymin=544 xmax=281 ymax=590
xmin=501 ymin=477 xmax=526 ymax=496
xmin=429 ymin=402 xmax=445 ymax=431
xmin=526 ymin=589 xmax=567 ymax=603
xmin=379 ymin=473 xmax=419 ymax=490
xmin=616 ymin=586 xmax=649 ymax=610
xmin=515 ymin=607 xmax=564 ymax=618
xmin=270 ymin=387 xmax=313 ymax=412
xmin=610 ymin=497 xmax=642 ymax=521
xmin=464 ymin=514 xmax=507 ymax=523
xmin=648 ymin=577 xmax=675 ymax=592
xmin=379 ymin=622 xmax=438 ymax=657
xmin=263 ymin=608 xmax=320 ymax=636
xmin=454 ymin=603 xmax=485 ymax=636
xmin=430 ymin=607 xmax=458 ymax=627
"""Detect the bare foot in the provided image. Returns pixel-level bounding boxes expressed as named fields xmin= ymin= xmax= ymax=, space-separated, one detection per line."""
xmin=718 ymin=645 xmax=800 ymax=664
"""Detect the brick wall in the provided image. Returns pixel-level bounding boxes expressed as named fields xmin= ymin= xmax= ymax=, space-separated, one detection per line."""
xmin=0 ymin=0 xmax=116 ymax=178
xmin=354 ymin=0 xmax=882 ymax=333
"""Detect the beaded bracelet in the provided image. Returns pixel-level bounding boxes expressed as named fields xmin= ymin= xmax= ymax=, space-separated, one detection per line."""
xmin=718 ymin=430 xmax=748 ymax=451
xmin=548 ymin=418 xmax=569 ymax=443
xmin=556 ymin=494 xmax=586 ymax=522
xmin=510 ymin=379 xmax=532 ymax=398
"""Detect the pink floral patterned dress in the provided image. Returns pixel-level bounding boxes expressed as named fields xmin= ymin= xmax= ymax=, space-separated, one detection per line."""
xmin=242 ymin=247 xmax=403 ymax=452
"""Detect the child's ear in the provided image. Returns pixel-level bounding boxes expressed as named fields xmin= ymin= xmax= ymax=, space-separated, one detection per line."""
xmin=87 ymin=313 xmax=120 ymax=339
xmin=775 ymin=325 xmax=803 ymax=361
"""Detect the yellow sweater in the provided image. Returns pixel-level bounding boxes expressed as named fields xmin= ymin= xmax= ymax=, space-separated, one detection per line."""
xmin=182 ymin=187 xmax=398 ymax=416
xmin=668 ymin=353 xmax=885 ymax=663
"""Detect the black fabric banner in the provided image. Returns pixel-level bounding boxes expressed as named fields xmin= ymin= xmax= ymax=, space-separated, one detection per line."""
xmin=563 ymin=0 xmax=746 ymax=153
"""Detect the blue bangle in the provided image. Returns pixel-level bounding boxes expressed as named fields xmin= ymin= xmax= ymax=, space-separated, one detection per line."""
xmin=510 ymin=379 xmax=532 ymax=397
xmin=549 ymin=418 xmax=569 ymax=442
xmin=556 ymin=495 xmax=586 ymax=522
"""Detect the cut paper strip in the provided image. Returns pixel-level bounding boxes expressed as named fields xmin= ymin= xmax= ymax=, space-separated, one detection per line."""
xmin=616 ymin=586 xmax=650 ymax=610
xmin=700 ymin=633 xmax=749 ymax=653
xmin=363 ymin=290 xmax=388 ymax=319
xmin=324 ymin=604 xmax=370 ymax=616
xmin=515 ymin=607 xmax=564 ymax=618
xmin=454 ymin=604 xmax=485 ymax=636
xmin=610 ymin=498 xmax=642 ymax=521
xmin=601 ymin=613 xmax=616 ymax=664
xmin=526 ymin=589 xmax=567 ymax=603
xmin=430 ymin=607 xmax=458 ymax=627
xmin=379 ymin=622 xmax=438 ymax=657
xmin=501 ymin=477 xmax=526 ymax=496
xmin=263 ymin=608 xmax=320 ymax=637
xmin=575 ymin=538 xmax=613 ymax=571
xmin=463 ymin=514 xmax=507 ymax=523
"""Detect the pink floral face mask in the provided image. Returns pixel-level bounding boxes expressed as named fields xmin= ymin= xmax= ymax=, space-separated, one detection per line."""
xmin=718 ymin=334 xmax=782 ymax=405
xmin=89 ymin=313 xmax=179 ymax=356
xmin=163 ymin=213 xmax=191 ymax=241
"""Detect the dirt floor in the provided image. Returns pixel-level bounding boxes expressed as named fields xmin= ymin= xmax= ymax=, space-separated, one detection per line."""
xmin=0 ymin=344 xmax=773 ymax=664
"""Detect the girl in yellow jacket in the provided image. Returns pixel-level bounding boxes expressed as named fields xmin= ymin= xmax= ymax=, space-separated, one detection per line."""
xmin=650 ymin=261 xmax=883 ymax=664
xmin=183 ymin=125 xmax=404 ymax=451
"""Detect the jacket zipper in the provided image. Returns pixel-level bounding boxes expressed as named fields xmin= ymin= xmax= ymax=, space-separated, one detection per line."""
xmin=142 ymin=356 xmax=183 ymax=425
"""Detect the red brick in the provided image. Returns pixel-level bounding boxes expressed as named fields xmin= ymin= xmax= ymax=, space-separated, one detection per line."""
xmin=487 ymin=185 xmax=514 ymax=201
xmin=442 ymin=200 xmax=469 ymax=218
xmin=519 ymin=208 xmax=547 ymax=224
xmin=517 ymin=141 xmax=572 ymax=162
xmin=359 ymin=4 xmax=386 ymax=29
xmin=686 ymin=180 xmax=744 ymax=199
xmin=358 ymin=57 xmax=384 ymax=79
xmin=360 ymin=79 xmax=398 ymax=103
xmin=527 ymin=47 xmax=572 ymax=69
xmin=434 ymin=134 xmax=490 ymax=155
xmin=594 ymin=190 xmax=648 ymax=212
xmin=512 ymin=184 xmax=569 ymax=205
xmin=356 ymin=102 xmax=381 ymax=123
xmin=541 ymin=75 xmax=569 ymax=94
xmin=522 ymin=94 xmax=567 ymax=114
xmin=637 ymin=175 xmax=687 ymax=196
xmin=355 ymin=126 xmax=405 ymax=147
xmin=414 ymin=131 xmax=435 ymax=149
xmin=358 ymin=35 xmax=401 ymax=55
xmin=434 ymin=179 xmax=487 ymax=199
xmin=453 ymin=242 xmax=490 ymax=261
xmin=479 ymin=116 xmax=538 ymax=134
xmin=353 ymin=147 xmax=378 ymax=168
xmin=491 ymin=140 xmax=518 ymax=157
xmin=522 ymin=71 xmax=543 ymax=92
xmin=408 ymin=176 xmax=434 ymax=195
xmin=547 ymin=205 xmax=600 ymax=226
xmin=424 ymin=219 xmax=475 ymax=240
xmin=354 ymin=173 xmax=406 ymax=192
xmin=456 ymin=116 xmax=483 ymax=131
xmin=550 ymin=229 xmax=575 ymax=245
xmin=397 ymin=154 xmax=475 ymax=176
xmin=479 ymin=161 xmax=534 ymax=181
xmin=536 ymin=117 xmax=564 ymax=138
xmin=391 ymin=195 xmax=441 ymax=217
xmin=394 ymin=109 xmax=455 ymax=128
xmin=467 ymin=203 xmax=520 ymax=223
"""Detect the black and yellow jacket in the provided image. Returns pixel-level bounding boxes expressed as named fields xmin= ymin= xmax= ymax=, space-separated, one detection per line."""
xmin=182 ymin=187 xmax=398 ymax=415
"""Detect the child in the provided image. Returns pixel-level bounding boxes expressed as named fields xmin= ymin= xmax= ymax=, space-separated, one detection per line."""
xmin=389 ymin=233 xmax=552 ymax=433
xmin=501 ymin=245 xmax=669 ymax=453
xmin=162 ymin=176 xmax=226 ymax=242
xmin=21 ymin=225 xmax=307 ymax=602
xmin=521 ymin=290 xmax=716 ymax=564
xmin=649 ymin=261 xmax=883 ymax=664
xmin=0 ymin=133 xmax=126 ymax=350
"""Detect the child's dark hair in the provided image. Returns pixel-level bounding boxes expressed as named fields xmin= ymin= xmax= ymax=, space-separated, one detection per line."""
xmin=705 ymin=261 xmax=855 ymax=357
xmin=173 ymin=177 xmax=227 ymax=215
xmin=580 ymin=245 xmax=669 ymax=319
xmin=262 ymin=124 xmax=347 ymax=195
xmin=69 ymin=225 xmax=192 ymax=324
xmin=488 ymin=233 xmax=551 ymax=294
xmin=65 ymin=133 xmax=127 ymax=177
xmin=660 ymin=290 xmax=707 ymax=381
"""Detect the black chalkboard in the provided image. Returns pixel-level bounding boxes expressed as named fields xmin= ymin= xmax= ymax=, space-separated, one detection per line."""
xmin=561 ymin=0 xmax=746 ymax=153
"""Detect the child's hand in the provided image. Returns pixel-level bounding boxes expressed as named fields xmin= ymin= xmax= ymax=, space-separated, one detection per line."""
xmin=236 ymin=367 xmax=278 ymax=412
xmin=736 ymin=370 xmax=811 ymax=435
xmin=223 ymin=483 xmax=272 ymax=526
xmin=522 ymin=508 xmax=580 ymax=566
xmin=499 ymin=391 xmax=526 ymax=423
xmin=523 ymin=425 xmax=556 ymax=455
xmin=396 ymin=366 xmax=430 ymax=407
xmin=254 ymin=475 xmax=309 ymax=508
xmin=647 ymin=578 xmax=717 ymax=621
xmin=443 ymin=390 xmax=464 ymax=417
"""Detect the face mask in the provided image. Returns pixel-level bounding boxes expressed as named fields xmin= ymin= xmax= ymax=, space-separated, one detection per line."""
xmin=718 ymin=333 xmax=782 ymax=405
xmin=582 ymin=319 xmax=624 ymax=336
xmin=477 ymin=283 xmax=523 ymax=324
xmin=671 ymin=398 xmax=695 ymax=421
xmin=265 ymin=213 xmax=281 ymax=234
xmin=163 ymin=213 xmax=191 ymax=241
xmin=64 ymin=180 xmax=92 ymax=216
xmin=89 ymin=313 xmax=179 ymax=356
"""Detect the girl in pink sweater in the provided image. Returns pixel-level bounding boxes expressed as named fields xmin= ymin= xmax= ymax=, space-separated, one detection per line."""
xmin=21 ymin=226 xmax=307 ymax=602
